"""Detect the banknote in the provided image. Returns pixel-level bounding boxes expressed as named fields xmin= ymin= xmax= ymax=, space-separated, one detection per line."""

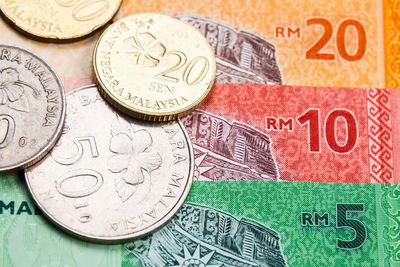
xmin=121 ymin=0 xmax=399 ymax=89
xmin=183 ymin=84 xmax=400 ymax=183
xmin=0 ymin=0 xmax=398 ymax=89
xmin=0 ymin=174 xmax=120 ymax=267
xmin=4 ymin=80 xmax=397 ymax=187
xmin=1 ymin=173 xmax=399 ymax=266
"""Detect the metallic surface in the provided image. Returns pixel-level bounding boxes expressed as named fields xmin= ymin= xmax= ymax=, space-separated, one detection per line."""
xmin=25 ymin=85 xmax=194 ymax=242
xmin=0 ymin=44 xmax=65 ymax=171
xmin=93 ymin=13 xmax=216 ymax=121
xmin=0 ymin=0 xmax=122 ymax=40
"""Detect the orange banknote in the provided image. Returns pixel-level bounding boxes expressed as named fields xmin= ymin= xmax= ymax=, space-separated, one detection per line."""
xmin=122 ymin=0 xmax=399 ymax=89
xmin=0 ymin=0 xmax=398 ymax=90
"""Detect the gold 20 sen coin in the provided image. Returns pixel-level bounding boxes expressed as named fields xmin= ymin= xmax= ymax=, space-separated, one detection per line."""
xmin=93 ymin=13 xmax=216 ymax=122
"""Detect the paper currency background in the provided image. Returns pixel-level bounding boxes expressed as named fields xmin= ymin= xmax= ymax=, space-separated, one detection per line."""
xmin=1 ymin=176 xmax=399 ymax=266
xmin=1 ymin=0 xmax=400 ymax=266
xmin=122 ymin=0 xmax=400 ymax=89
xmin=189 ymin=84 xmax=400 ymax=184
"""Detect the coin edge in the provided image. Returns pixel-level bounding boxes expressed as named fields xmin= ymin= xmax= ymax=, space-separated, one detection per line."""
xmin=0 ymin=0 xmax=122 ymax=40
xmin=0 ymin=44 xmax=66 ymax=172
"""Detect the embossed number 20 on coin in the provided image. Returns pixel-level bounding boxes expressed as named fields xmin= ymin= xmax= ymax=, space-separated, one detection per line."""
xmin=94 ymin=13 xmax=216 ymax=121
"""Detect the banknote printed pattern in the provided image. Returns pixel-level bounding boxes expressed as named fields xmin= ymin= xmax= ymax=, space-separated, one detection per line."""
xmin=280 ymin=182 xmax=378 ymax=266
xmin=124 ymin=203 xmax=287 ymax=267
xmin=384 ymin=0 xmax=400 ymax=88
xmin=0 ymin=174 xmax=120 ymax=267
xmin=0 ymin=175 xmax=41 ymax=267
xmin=176 ymin=14 xmax=283 ymax=85
xmin=367 ymin=88 xmax=393 ymax=183
xmin=1 ymin=176 xmax=399 ymax=266
xmin=182 ymin=110 xmax=280 ymax=181
xmin=122 ymin=181 xmax=392 ymax=266
xmin=122 ymin=0 xmax=384 ymax=88
xmin=380 ymin=184 xmax=400 ymax=265
xmin=191 ymin=84 xmax=374 ymax=183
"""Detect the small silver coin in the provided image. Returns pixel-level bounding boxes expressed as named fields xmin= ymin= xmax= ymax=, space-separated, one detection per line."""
xmin=0 ymin=45 xmax=65 ymax=171
xmin=25 ymin=85 xmax=194 ymax=242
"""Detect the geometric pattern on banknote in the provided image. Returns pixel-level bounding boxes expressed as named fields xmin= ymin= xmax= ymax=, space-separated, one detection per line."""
xmin=384 ymin=1 xmax=400 ymax=89
xmin=124 ymin=203 xmax=287 ymax=267
xmin=367 ymin=88 xmax=393 ymax=183
xmin=381 ymin=184 xmax=400 ymax=265
xmin=181 ymin=110 xmax=279 ymax=181
xmin=176 ymin=14 xmax=282 ymax=85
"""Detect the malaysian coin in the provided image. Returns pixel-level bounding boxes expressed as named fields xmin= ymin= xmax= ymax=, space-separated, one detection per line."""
xmin=0 ymin=0 xmax=122 ymax=41
xmin=25 ymin=85 xmax=194 ymax=242
xmin=93 ymin=13 xmax=216 ymax=121
xmin=0 ymin=45 xmax=65 ymax=172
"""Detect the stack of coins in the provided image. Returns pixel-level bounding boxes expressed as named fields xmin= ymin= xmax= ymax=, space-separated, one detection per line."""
xmin=0 ymin=3 xmax=216 ymax=242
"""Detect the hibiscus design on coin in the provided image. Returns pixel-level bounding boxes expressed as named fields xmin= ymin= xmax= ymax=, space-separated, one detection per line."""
xmin=0 ymin=68 xmax=40 ymax=112
xmin=108 ymin=115 xmax=162 ymax=202
xmin=122 ymin=32 xmax=166 ymax=67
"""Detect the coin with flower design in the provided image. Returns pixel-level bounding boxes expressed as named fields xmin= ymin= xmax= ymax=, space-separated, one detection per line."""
xmin=0 ymin=0 xmax=122 ymax=40
xmin=93 ymin=13 xmax=216 ymax=121
xmin=0 ymin=45 xmax=65 ymax=171
xmin=25 ymin=85 xmax=193 ymax=242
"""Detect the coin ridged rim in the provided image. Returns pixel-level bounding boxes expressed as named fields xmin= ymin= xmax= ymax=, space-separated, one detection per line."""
xmin=0 ymin=44 xmax=66 ymax=172
xmin=25 ymin=84 xmax=194 ymax=243
xmin=0 ymin=0 xmax=122 ymax=41
xmin=93 ymin=13 xmax=217 ymax=122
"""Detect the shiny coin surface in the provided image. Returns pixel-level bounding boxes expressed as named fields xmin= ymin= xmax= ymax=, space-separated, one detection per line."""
xmin=93 ymin=13 xmax=216 ymax=121
xmin=0 ymin=0 xmax=122 ymax=40
xmin=0 ymin=45 xmax=65 ymax=172
xmin=25 ymin=85 xmax=194 ymax=242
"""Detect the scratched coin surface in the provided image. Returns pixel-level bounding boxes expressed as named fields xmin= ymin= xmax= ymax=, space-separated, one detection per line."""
xmin=0 ymin=0 xmax=122 ymax=40
xmin=25 ymin=85 xmax=194 ymax=242
xmin=93 ymin=13 xmax=216 ymax=121
xmin=0 ymin=45 xmax=65 ymax=171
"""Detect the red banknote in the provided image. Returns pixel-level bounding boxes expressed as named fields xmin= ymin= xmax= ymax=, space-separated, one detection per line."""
xmin=182 ymin=84 xmax=400 ymax=183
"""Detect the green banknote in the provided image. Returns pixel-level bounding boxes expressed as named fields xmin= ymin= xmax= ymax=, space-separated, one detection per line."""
xmin=1 ymin=174 xmax=399 ymax=266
